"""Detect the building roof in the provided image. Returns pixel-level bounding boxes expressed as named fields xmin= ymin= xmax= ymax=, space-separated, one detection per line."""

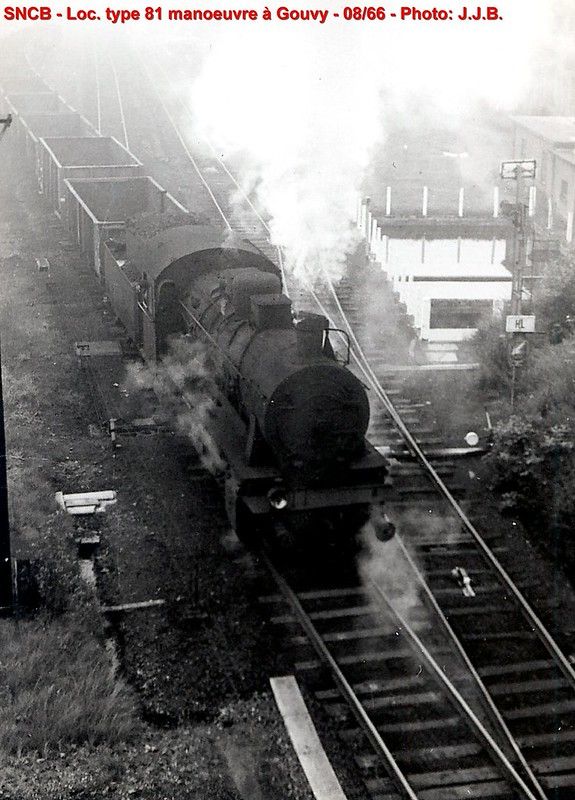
xmin=554 ymin=148 xmax=575 ymax=167
xmin=512 ymin=116 xmax=575 ymax=146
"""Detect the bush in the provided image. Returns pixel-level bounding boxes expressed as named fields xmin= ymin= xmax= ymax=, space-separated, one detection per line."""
xmin=0 ymin=616 xmax=140 ymax=756
xmin=520 ymin=337 xmax=575 ymax=420
xmin=537 ymin=256 xmax=575 ymax=328
xmin=471 ymin=317 xmax=512 ymax=395
xmin=487 ymin=415 xmax=575 ymax=568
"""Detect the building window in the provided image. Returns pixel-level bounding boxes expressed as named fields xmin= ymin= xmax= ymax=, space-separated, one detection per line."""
xmin=560 ymin=179 xmax=569 ymax=203
xmin=430 ymin=299 xmax=493 ymax=329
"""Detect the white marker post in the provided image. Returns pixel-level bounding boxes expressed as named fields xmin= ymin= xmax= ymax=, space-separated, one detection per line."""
xmin=371 ymin=218 xmax=378 ymax=250
xmin=360 ymin=202 xmax=367 ymax=236
xmin=547 ymin=197 xmax=553 ymax=230
xmin=386 ymin=186 xmax=392 ymax=216
xmin=422 ymin=186 xmax=428 ymax=217
xmin=528 ymin=185 xmax=536 ymax=217
xmin=458 ymin=187 xmax=464 ymax=218
xmin=366 ymin=210 xmax=373 ymax=241
xmin=493 ymin=186 xmax=499 ymax=218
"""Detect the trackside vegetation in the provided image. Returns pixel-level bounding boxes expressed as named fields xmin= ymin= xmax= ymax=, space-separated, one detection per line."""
xmin=474 ymin=252 xmax=575 ymax=579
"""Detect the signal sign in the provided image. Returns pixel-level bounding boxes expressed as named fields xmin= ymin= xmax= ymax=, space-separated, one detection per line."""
xmin=500 ymin=160 xmax=537 ymax=180
xmin=506 ymin=315 xmax=536 ymax=333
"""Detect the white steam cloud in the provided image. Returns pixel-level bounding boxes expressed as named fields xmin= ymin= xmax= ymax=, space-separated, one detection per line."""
xmin=124 ymin=337 xmax=225 ymax=474
xmin=190 ymin=2 xmax=553 ymax=287
xmin=192 ymin=25 xmax=380 ymax=286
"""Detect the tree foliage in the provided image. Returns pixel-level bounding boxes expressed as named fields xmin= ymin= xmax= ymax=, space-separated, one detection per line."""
xmin=488 ymin=416 xmax=575 ymax=570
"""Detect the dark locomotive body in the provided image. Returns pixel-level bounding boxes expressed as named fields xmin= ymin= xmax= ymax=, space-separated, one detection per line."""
xmin=98 ymin=214 xmax=392 ymax=542
xmin=174 ymin=238 xmax=391 ymax=541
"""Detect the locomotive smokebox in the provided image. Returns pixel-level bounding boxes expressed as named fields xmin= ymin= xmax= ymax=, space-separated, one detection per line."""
xmin=295 ymin=313 xmax=330 ymax=359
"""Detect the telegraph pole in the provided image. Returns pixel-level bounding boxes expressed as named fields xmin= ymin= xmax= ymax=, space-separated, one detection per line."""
xmin=0 ymin=335 xmax=13 ymax=612
xmin=511 ymin=169 xmax=526 ymax=315
xmin=0 ymin=113 xmax=14 ymax=612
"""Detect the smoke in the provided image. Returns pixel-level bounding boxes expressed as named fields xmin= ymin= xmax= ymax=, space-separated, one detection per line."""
xmin=124 ymin=337 xmax=226 ymax=474
xmin=357 ymin=504 xmax=464 ymax=631
xmin=357 ymin=519 xmax=422 ymax=630
xmin=190 ymin=24 xmax=380 ymax=287
xmin=188 ymin=2 xmax=554 ymax=286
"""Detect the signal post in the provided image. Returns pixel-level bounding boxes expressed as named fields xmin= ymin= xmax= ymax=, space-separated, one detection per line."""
xmin=500 ymin=159 xmax=537 ymax=408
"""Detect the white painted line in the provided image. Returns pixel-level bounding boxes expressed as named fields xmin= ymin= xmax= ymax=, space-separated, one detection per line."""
xmin=270 ymin=675 xmax=348 ymax=800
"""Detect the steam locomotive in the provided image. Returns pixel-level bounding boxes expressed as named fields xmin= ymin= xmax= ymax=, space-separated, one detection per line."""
xmin=162 ymin=222 xmax=395 ymax=544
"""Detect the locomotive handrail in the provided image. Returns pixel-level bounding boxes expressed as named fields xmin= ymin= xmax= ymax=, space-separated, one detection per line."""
xmin=326 ymin=328 xmax=351 ymax=365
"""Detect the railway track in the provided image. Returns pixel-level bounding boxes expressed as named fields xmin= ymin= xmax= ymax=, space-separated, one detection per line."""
xmin=130 ymin=52 xmax=575 ymax=799
xmin=25 ymin=44 xmax=575 ymax=798
xmin=259 ymin=546 xmax=564 ymax=800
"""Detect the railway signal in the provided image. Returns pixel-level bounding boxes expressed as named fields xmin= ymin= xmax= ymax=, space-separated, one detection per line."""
xmin=501 ymin=160 xmax=537 ymax=408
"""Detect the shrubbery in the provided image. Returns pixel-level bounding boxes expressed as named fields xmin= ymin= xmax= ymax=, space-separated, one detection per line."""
xmin=487 ymin=416 xmax=575 ymax=569
xmin=475 ymin=253 xmax=575 ymax=576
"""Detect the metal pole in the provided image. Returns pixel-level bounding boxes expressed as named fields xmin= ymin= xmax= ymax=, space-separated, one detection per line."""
xmin=0 ymin=335 xmax=14 ymax=612
xmin=511 ymin=168 xmax=526 ymax=316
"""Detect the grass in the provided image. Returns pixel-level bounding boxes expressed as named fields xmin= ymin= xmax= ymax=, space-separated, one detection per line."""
xmin=0 ymin=615 xmax=140 ymax=756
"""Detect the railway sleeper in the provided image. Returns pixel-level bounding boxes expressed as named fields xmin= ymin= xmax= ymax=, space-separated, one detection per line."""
xmin=323 ymin=690 xmax=443 ymax=720
xmin=316 ymin=672 xmax=474 ymax=702
xmin=288 ymin=621 xmax=432 ymax=647
xmin=370 ymin=779 xmax=517 ymax=800
xmin=503 ymin=698 xmax=575 ymax=720
xmin=316 ymin=674 xmax=427 ymax=700
xmin=295 ymin=643 xmax=452 ymax=672
xmin=356 ymin=741 xmax=484 ymax=775
xmin=367 ymin=764 xmax=508 ymax=793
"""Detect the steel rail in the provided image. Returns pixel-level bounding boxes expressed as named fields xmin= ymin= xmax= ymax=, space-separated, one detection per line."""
xmin=390 ymin=534 xmax=548 ymax=800
xmin=109 ymin=52 xmax=130 ymax=151
xmin=263 ymin=549 xmax=540 ymax=800
xmin=367 ymin=578 xmax=542 ymax=800
xmin=134 ymin=52 xmax=233 ymax=231
xmin=261 ymin=550 xmax=420 ymax=800
xmin=320 ymin=275 xmax=575 ymax=691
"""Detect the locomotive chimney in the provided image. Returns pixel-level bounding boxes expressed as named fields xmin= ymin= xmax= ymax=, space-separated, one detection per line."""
xmin=296 ymin=313 xmax=329 ymax=358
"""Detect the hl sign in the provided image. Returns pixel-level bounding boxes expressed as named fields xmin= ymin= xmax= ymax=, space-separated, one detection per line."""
xmin=506 ymin=315 xmax=536 ymax=333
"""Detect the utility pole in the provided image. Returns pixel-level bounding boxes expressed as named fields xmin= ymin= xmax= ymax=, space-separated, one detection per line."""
xmin=0 ymin=112 xmax=14 ymax=613
xmin=0 ymin=335 xmax=13 ymax=613
xmin=510 ymin=168 xmax=527 ymax=316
